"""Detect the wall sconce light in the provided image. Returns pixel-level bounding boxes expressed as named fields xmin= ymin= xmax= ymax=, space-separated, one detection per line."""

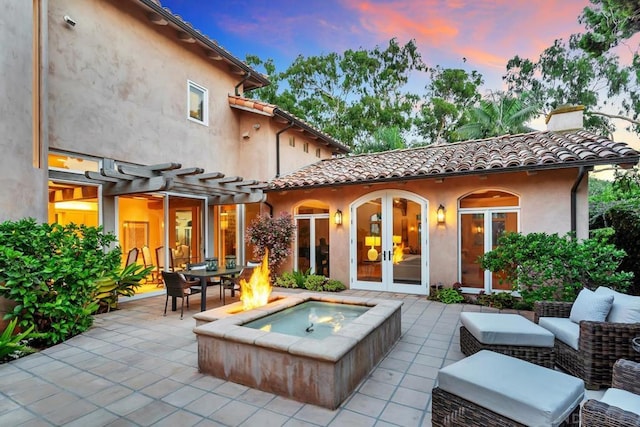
xmin=436 ymin=204 xmax=446 ymax=224
xmin=365 ymin=235 xmax=381 ymax=261
xmin=334 ymin=209 xmax=343 ymax=225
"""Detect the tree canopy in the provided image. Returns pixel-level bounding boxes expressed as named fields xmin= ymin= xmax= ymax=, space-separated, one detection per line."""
xmin=245 ymin=0 xmax=639 ymax=150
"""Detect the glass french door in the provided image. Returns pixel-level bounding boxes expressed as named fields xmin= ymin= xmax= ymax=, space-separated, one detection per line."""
xmin=460 ymin=211 xmax=518 ymax=293
xmin=295 ymin=215 xmax=330 ymax=275
xmin=352 ymin=191 xmax=428 ymax=294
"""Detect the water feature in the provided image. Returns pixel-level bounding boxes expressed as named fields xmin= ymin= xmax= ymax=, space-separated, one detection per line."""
xmin=244 ymin=300 xmax=369 ymax=339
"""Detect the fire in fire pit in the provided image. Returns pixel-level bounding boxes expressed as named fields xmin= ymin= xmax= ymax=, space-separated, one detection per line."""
xmin=239 ymin=251 xmax=272 ymax=311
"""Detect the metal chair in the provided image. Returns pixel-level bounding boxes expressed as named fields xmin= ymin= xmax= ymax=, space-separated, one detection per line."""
xmin=220 ymin=267 xmax=255 ymax=304
xmin=161 ymin=271 xmax=201 ymax=319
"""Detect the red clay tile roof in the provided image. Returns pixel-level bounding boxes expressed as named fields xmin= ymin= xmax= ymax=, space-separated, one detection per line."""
xmin=228 ymin=95 xmax=350 ymax=154
xmin=268 ymin=130 xmax=639 ymax=190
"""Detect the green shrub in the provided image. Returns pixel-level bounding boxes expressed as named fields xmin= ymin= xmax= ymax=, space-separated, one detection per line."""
xmin=275 ymin=271 xmax=299 ymax=288
xmin=0 ymin=219 xmax=120 ymax=346
xmin=600 ymin=206 xmax=640 ymax=295
xmin=480 ymin=230 xmax=633 ymax=306
xmin=476 ymin=291 xmax=530 ymax=310
xmin=94 ymin=263 xmax=154 ymax=312
xmin=323 ymin=279 xmax=346 ymax=292
xmin=437 ymin=288 xmax=464 ymax=304
xmin=304 ymin=274 xmax=326 ymax=292
xmin=0 ymin=318 xmax=35 ymax=361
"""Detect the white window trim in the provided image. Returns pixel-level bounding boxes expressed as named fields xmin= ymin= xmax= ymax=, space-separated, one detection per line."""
xmin=187 ymin=80 xmax=208 ymax=126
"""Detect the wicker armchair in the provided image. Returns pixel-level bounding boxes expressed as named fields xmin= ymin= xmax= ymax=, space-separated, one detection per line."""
xmin=534 ymin=301 xmax=640 ymax=389
xmin=581 ymin=359 xmax=640 ymax=427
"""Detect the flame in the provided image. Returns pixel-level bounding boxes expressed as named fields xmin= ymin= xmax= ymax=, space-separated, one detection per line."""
xmin=240 ymin=251 xmax=272 ymax=311
xmin=392 ymin=243 xmax=405 ymax=264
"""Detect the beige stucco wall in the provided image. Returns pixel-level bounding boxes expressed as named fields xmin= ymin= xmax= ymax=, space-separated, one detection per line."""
xmin=235 ymin=113 xmax=335 ymax=181
xmin=47 ymin=0 xmax=337 ymax=185
xmin=47 ymin=0 xmax=248 ymax=177
xmin=266 ymin=168 xmax=588 ymax=289
xmin=0 ymin=0 xmax=48 ymax=222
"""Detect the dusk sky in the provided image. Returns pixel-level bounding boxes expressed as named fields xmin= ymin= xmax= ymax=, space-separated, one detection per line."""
xmin=160 ymin=0 xmax=589 ymax=90
xmin=160 ymin=0 xmax=638 ymax=152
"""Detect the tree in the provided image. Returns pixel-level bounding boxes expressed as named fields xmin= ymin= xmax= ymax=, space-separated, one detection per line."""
xmin=454 ymin=91 xmax=539 ymax=140
xmin=415 ymin=67 xmax=484 ymax=143
xmin=247 ymin=39 xmax=426 ymax=149
xmin=578 ymin=0 xmax=640 ymax=56
xmin=352 ymin=126 xmax=406 ymax=154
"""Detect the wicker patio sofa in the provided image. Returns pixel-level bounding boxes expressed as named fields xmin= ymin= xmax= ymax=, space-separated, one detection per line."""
xmin=581 ymin=358 xmax=640 ymax=427
xmin=534 ymin=297 xmax=640 ymax=389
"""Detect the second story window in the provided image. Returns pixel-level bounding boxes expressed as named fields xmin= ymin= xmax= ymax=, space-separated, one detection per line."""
xmin=303 ymin=142 xmax=309 ymax=153
xmin=188 ymin=80 xmax=208 ymax=125
xmin=315 ymin=148 xmax=321 ymax=158
xmin=289 ymin=136 xmax=295 ymax=147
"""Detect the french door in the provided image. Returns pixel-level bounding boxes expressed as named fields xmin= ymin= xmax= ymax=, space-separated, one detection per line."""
xmin=351 ymin=190 xmax=428 ymax=294
xmin=459 ymin=210 xmax=518 ymax=293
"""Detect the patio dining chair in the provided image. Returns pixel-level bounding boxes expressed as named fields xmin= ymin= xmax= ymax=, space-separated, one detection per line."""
xmin=161 ymin=270 xmax=201 ymax=319
xmin=220 ymin=267 xmax=255 ymax=305
xmin=125 ymin=247 xmax=139 ymax=267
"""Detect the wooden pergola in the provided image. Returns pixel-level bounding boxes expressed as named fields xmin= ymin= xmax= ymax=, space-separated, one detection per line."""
xmin=85 ymin=159 xmax=266 ymax=204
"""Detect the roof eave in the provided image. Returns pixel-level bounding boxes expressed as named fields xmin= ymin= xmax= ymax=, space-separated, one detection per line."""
xmin=135 ymin=0 xmax=270 ymax=90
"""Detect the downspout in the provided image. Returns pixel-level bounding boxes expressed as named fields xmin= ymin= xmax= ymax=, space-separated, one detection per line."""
xmin=570 ymin=166 xmax=587 ymax=235
xmin=234 ymin=72 xmax=251 ymax=96
xmin=275 ymin=121 xmax=294 ymax=178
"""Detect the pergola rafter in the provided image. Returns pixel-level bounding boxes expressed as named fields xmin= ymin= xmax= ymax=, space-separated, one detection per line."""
xmin=85 ymin=160 xmax=265 ymax=204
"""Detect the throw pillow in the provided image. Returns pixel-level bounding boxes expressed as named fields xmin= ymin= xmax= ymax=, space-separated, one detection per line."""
xmin=569 ymin=288 xmax=614 ymax=323
xmin=595 ymin=286 xmax=640 ymax=323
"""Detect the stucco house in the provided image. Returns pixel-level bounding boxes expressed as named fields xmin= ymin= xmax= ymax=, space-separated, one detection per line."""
xmin=2 ymin=0 xmax=347 ymax=272
xmin=266 ymin=106 xmax=639 ymax=295
xmin=2 ymin=0 xmax=638 ymax=296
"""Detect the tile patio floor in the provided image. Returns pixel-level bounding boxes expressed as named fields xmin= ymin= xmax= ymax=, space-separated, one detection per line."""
xmin=0 ymin=289 xmax=603 ymax=426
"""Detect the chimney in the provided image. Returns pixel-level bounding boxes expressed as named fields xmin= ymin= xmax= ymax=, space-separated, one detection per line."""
xmin=545 ymin=105 xmax=584 ymax=132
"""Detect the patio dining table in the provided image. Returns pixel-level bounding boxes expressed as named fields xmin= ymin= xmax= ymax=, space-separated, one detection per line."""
xmin=181 ymin=266 xmax=244 ymax=311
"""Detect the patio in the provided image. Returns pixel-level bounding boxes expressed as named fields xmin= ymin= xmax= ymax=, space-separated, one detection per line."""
xmin=0 ymin=289 xmax=602 ymax=426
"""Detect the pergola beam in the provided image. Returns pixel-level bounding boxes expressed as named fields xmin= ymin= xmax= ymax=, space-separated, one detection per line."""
xmin=85 ymin=159 xmax=264 ymax=204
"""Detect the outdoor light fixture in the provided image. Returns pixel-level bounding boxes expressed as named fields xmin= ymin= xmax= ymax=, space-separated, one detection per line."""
xmin=437 ymin=204 xmax=446 ymax=224
xmin=365 ymin=235 xmax=381 ymax=261
xmin=334 ymin=209 xmax=343 ymax=225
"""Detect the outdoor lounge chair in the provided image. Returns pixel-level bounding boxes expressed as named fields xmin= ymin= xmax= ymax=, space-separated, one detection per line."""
xmin=161 ymin=270 xmax=201 ymax=319
xmin=534 ymin=287 xmax=640 ymax=389
xmin=581 ymin=359 xmax=640 ymax=426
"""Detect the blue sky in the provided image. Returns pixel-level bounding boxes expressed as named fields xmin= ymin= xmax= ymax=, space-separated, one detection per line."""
xmin=160 ymin=0 xmax=589 ymax=90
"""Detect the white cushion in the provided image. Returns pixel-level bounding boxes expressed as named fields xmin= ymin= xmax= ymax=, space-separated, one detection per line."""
xmin=460 ymin=312 xmax=554 ymax=347
xmin=601 ymin=388 xmax=640 ymax=416
xmin=538 ymin=317 xmax=580 ymax=350
xmin=595 ymin=286 xmax=640 ymax=323
xmin=436 ymin=350 xmax=584 ymax=426
xmin=569 ymin=288 xmax=613 ymax=323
